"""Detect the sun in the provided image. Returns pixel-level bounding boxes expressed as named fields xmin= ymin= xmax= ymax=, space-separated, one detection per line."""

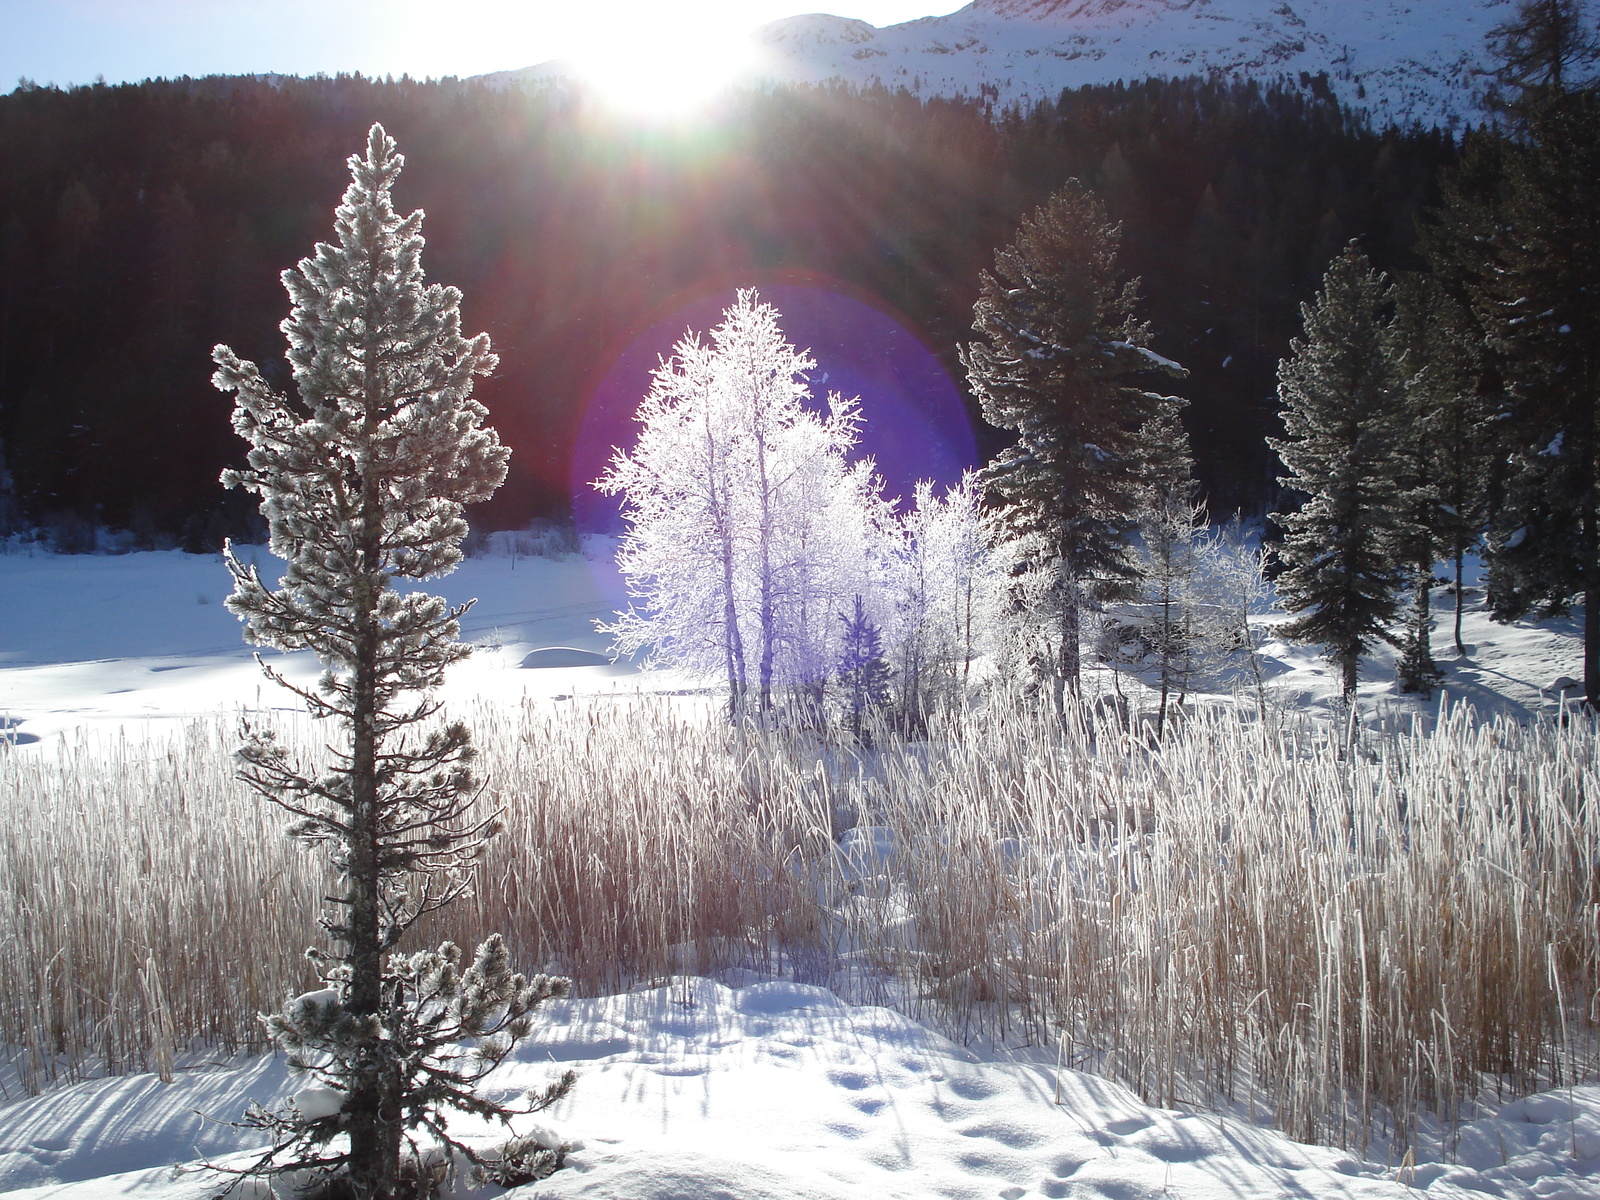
xmin=569 ymin=18 xmax=764 ymax=119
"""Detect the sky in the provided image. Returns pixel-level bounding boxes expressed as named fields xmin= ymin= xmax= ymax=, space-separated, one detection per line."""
xmin=0 ymin=1 xmax=971 ymax=91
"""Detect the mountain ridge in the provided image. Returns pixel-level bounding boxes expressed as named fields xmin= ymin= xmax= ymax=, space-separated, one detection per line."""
xmin=482 ymin=0 xmax=1513 ymax=129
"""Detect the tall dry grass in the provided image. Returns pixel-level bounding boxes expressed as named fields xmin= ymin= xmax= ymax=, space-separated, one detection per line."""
xmin=1 ymin=693 xmax=1594 ymax=1157
xmin=815 ymin=698 xmax=1600 ymax=1154
xmin=0 ymin=720 xmax=328 ymax=1095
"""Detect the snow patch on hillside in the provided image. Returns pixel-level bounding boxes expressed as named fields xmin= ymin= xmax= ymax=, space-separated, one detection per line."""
xmin=752 ymin=0 xmax=1508 ymax=129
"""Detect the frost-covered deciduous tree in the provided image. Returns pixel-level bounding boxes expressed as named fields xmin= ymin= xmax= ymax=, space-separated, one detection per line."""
xmin=1193 ymin=515 xmax=1276 ymax=718
xmin=213 ymin=124 xmax=572 ymax=1199
xmin=962 ymin=180 xmax=1186 ymax=708
xmin=784 ymin=454 xmax=890 ymax=722
xmin=597 ymin=290 xmax=878 ymax=722
xmin=884 ymin=472 xmax=997 ymax=724
xmin=1270 ymin=243 xmax=1410 ymax=705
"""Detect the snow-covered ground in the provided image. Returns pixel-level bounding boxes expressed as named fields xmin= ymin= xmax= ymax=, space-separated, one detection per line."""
xmin=2 ymin=543 xmax=1597 ymax=1199
xmin=0 ymin=540 xmax=690 ymax=750
xmin=3 ymin=976 xmax=1600 ymax=1200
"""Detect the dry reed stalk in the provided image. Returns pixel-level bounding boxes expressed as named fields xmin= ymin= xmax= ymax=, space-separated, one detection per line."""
xmin=0 ymin=692 xmax=1593 ymax=1161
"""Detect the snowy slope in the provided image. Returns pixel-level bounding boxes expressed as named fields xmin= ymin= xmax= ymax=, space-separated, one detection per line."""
xmin=486 ymin=0 xmax=1514 ymax=130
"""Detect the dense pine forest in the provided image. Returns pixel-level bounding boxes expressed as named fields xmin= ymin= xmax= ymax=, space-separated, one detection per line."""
xmin=0 ymin=71 xmax=1454 ymax=543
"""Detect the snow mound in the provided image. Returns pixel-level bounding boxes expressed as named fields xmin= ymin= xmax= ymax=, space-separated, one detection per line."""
xmin=519 ymin=647 xmax=611 ymax=669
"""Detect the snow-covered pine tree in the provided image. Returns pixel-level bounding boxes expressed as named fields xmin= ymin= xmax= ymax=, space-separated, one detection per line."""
xmin=1394 ymin=276 xmax=1494 ymax=657
xmin=838 ymin=594 xmax=893 ymax=744
xmin=1426 ymin=79 xmax=1600 ymax=701
xmin=1133 ymin=408 xmax=1207 ymax=735
xmin=212 ymin=124 xmax=573 ymax=1200
xmin=1269 ymin=242 xmax=1409 ymax=706
xmin=961 ymin=180 xmax=1186 ymax=710
xmin=598 ymin=290 xmax=877 ymax=723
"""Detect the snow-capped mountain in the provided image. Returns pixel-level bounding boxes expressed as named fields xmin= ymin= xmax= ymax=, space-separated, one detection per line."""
xmin=488 ymin=0 xmax=1514 ymax=129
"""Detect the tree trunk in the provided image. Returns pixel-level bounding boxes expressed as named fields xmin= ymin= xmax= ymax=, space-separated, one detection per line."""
xmin=706 ymin=425 xmax=746 ymax=722
xmin=1454 ymin=550 xmax=1467 ymax=656
xmin=1156 ymin=584 xmax=1172 ymax=739
xmin=1585 ymin=502 xmax=1599 ymax=710
xmin=754 ymin=410 xmax=775 ymax=723
xmin=1399 ymin=561 xmax=1437 ymax=695
xmin=346 ymin=331 xmax=399 ymax=1199
xmin=1416 ymin=568 xmax=1434 ymax=677
xmin=346 ymin=584 xmax=400 ymax=1198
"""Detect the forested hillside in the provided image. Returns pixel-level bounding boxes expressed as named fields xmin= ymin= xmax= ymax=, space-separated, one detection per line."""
xmin=0 ymin=72 xmax=1454 ymax=543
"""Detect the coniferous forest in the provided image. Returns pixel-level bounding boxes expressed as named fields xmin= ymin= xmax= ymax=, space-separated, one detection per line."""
xmin=0 ymin=71 xmax=1454 ymax=543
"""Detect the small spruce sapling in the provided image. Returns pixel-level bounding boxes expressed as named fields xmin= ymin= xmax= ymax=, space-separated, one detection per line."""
xmin=1133 ymin=408 xmax=1206 ymax=736
xmin=212 ymin=124 xmax=573 ymax=1199
xmin=838 ymin=594 xmax=893 ymax=744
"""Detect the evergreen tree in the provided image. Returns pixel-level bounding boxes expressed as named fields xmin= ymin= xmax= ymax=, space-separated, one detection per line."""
xmin=1394 ymin=276 xmax=1494 ymax=657
xmin=1486 ymin=0 xmax=1600 ymax=123
xmin=1426 ymin=73 xmax=1600 ymax=701
xmin=212 ymin=125 xmax=572 ymax=1199
xmin=1270 ymin=243 xmax=1409 ymax=705
xmin=1387 ymin=276 xmax=1449 ymax=695
xmin=837 ymin=594 xmax=893 ymax=744
xmin=1134 ymin=408 xmax=1207 ymax=735
xmin=961 ymin=180 xmax=1185 ymax=709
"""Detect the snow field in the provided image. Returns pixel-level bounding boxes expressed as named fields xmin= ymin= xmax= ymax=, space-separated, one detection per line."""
xmin=4 ymin=977 xmax=1598 ymax=1199
xmin=4 ymin=682 xmax=1597 ymax=1168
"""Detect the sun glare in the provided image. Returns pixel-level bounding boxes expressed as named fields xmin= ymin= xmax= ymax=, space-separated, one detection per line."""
xmin=571 ymin=20 xmax=763 ymax=119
